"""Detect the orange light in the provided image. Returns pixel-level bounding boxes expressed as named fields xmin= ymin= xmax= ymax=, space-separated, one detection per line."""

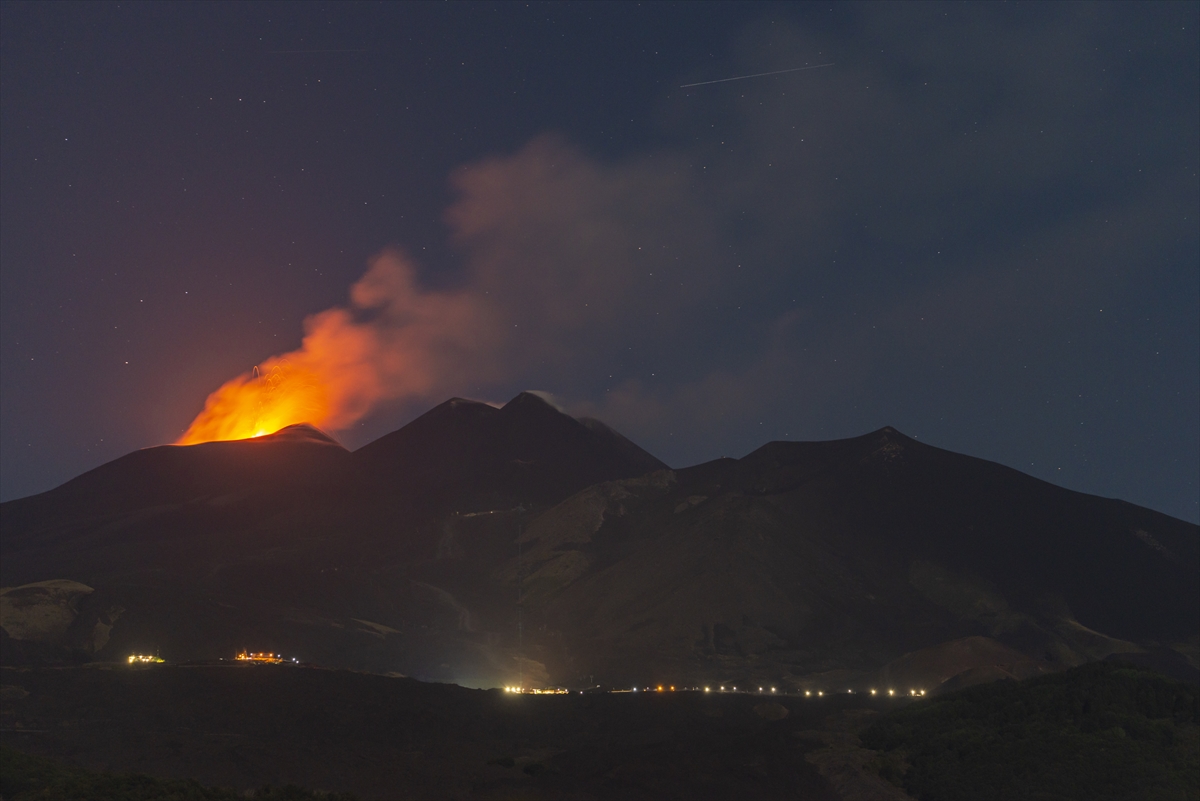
xmin=173 ymin=252 xmax=488 ymax=447
xmin=657 ymin=685 xmax=663 ymax=692
xmin=177 ymin=361 xmax=330 ymax=445
xmin=126 ymin=654 xmax=164 ymax=664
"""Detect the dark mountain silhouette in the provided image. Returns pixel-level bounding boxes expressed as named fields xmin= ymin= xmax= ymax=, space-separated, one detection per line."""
xmin=1 ymin=399 xmax=1196 ymax=695
xmin=506 ymin=427 xmax=1197 ymax=689
xmin=0 ymin=423 xmax=350 ymax=550
xmin=353 ymin=392 xmax=667 ymax=510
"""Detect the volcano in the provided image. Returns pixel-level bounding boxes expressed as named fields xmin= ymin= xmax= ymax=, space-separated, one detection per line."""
xmin=1 ymin=393 xmax=1196 ymax=693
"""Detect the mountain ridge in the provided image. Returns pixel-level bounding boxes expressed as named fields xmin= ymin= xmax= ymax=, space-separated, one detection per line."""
xmin=1 ymin=396 xmax=1195 ymax=695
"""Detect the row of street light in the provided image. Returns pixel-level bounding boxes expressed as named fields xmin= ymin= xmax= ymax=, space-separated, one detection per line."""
xmin=506 ymin=684 xmax=927 ymax=697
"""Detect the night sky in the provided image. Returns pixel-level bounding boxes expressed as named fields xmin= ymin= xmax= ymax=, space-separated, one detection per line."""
xmin=2 ymin=2 xmax=1197 ymax=522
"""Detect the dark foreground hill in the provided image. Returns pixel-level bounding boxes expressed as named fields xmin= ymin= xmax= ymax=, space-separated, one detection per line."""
xmin=1 ymin=394 xmax=1196 ymax=694
xmin=1 ymin=747 xmax=355 ymax=801
xmin=2 ymin=661 xmax=1194 ymax=800
xmin=861 ymin=661 xmax=1200 ymax=800
xmin=0 ymin=663 xmax=845 ymax=800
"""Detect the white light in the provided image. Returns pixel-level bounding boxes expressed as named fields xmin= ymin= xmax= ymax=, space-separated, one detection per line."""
xmin=771 ymin=687 xmax=776 ymax=693
xmin=705 ymin=687 xmax=710 ymax=692
xmin=870 ymin=689 xmax=877 ymax=695
xmin=805 ymin=690 xmax=811 ymax=697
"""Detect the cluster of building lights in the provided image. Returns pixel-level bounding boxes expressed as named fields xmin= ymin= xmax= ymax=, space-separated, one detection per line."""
xmin=236 ymin=651 xmax=286 ymax=664
xmin=502 ymin=686 xmax=568 ymax=694
xmin=126 ymin=654 xmax=164 ymax=664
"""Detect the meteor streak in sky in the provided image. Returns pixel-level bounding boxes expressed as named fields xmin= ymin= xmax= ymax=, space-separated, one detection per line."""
xmin=266 ymin=49 xmax=369 ymax=53
xmin=680 ymin=62 xmax=833 ymax=88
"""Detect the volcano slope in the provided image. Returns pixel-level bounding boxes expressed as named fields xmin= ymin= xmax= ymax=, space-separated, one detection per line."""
xmin=1 ymin=394 xmax=1196 ymax=695
xmin=510 ymin=428 xmax=1198 ymax=691
xmin=0 ymin=393 xmax=667 ymax=684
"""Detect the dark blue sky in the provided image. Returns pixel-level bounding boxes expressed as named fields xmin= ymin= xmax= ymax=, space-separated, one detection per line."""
xmin=2 ymin=1 xmax=1197 ymax=522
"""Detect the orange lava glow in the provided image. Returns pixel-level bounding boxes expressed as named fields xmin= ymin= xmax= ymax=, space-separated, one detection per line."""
xmin=176 ymin=360 xmax=330 ymax=445
xmin=176 ymin=250 xmax=494 ymax=446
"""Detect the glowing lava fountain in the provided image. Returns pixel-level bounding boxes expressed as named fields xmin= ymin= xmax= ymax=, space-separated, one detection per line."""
xmin=176 ymin=360 xmax=330 ymax=445
xmin=175 ymin=249 xmax=493 ymax=445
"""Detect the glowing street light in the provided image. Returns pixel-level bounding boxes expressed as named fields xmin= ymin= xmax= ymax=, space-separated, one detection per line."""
xmin=126 ymin=654 xmax=164 ymax=664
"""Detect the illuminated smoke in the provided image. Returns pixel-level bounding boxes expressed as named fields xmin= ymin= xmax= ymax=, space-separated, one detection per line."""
xmin=177 ymin=250 xmax=498 ymax=444
xmin=177 ymin=135 xmax=717 ymax=445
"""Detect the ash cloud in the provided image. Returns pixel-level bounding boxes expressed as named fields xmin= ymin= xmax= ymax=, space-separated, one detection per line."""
xmin=182 ymin=5 xmax=1196 ymax=520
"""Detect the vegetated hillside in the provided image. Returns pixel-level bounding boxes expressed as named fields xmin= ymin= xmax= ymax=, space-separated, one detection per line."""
xmin=860 ymin=661 xmax=1200 ymax=801
xmin=0 ymin=663 xmax=843 ymax=801
xmin=0 ymin=398 xmax=1196 ymax=693
xmin=0 ymin=746 xmax=356 ymax=801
